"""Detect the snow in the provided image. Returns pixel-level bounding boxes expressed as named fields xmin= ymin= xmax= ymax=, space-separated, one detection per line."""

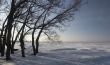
xmin=0 ymin=42 xmax=110 ymax=65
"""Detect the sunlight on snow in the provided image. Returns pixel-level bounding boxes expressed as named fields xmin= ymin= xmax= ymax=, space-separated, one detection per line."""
xmin=2 ymin=62 xmax=15 ymax=65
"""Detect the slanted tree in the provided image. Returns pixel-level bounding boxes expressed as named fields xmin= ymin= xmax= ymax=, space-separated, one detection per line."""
xmin=0 ymin=0 xmax=81 ymax=60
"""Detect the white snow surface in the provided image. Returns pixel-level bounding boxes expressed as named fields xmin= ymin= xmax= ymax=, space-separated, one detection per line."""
xmin=0 ymin=42 xmax=110 ymax=65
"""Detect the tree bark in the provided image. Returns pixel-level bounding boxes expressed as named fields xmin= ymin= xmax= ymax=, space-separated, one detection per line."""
xmin=20 ymin=32 xmax=25 ymax=57
xmin=6 ymin=20 xmax=13 ymax=60
xmin=0 ymin=17 xmax=7 ymax=56
xmin=5 ymin=0 xmax=15 ymax=60
xmin=35 ymin=26 xmax=44 ymax=54
xmin=11 ymin=23 xmax=17 ymax=54
xmin=32 ymin=30 xmax=36 ymax=55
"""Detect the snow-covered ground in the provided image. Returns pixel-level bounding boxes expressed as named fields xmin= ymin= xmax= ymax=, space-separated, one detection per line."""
xmin=0 ymin=42 xmax=110 ymax=65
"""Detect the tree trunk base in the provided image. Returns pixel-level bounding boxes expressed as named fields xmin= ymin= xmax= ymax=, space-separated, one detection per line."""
xmin=6 ymin=57 xmax=12 ymax=61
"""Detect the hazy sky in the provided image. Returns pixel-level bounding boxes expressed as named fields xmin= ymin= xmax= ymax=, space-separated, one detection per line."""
xmin=59 ymin=0 xmax=110 ymax=42
xmin=0 ymin=0 xmax=110 ymax=42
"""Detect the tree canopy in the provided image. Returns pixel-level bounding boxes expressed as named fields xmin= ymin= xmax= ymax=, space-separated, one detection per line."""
xmin=0 ymin=0 xmax=81 ymax=60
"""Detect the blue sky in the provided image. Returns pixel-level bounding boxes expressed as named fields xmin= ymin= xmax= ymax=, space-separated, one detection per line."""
xmin=59 ymin=0 xmax=110 ymax=42
xmin=0 ymin=0 xmax=110 ymax=42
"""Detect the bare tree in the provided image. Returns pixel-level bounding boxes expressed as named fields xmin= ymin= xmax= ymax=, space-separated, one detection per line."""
xmin=0 ymin=0 xmax=81 ymax=60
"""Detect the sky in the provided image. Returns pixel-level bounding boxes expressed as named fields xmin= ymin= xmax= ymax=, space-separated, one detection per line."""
xmin=59 ymin=0 xmax=110 ymax=42
xmin=0 ymin=0 xmax=110 ymax=42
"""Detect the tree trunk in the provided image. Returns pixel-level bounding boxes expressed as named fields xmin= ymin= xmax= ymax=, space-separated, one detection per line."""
xmin=1 ymin=27 xmax=7 ymax=56
xmin=11 ymin=23 xmax=16 ymax=54
xmin=35 ymin=26 xmax=44 ymax=54
xmin=20 ymin=35 xmax=25 ymax=57
xmin=5 ymin=13 xmax=14 ymax=60
xmin=6 ymin=45 xmax=11 ymax=60
xmin=19 ymin=25 xmax=25 ymax=57
xmin=35 ymin=39 xmax=39 ymax=54
xmin=5 ymin=0 xmax=15 ymax=60
xmin=32 ymin=30 xmax=36 ymax=55
xmin=0 ymin=41 xmax=2 ymax=55
xmin=11 ymin=26 xmax=22 ymax=54
xmin=0 ymin=38 xmax=4 ymax=56
xmin=6 ymin=23 xmax=13 ymax=60
xmin=1 ymin=37 xmax=6 ymax=56
xmin=0 ymin=28 xmax=5 ymax=56
xmin=0 ymin=15 xmax=8 ymax=56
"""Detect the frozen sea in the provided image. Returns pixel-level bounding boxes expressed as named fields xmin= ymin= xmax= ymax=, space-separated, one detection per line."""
xmin=0 ymin=42 xmax=110 ymax=65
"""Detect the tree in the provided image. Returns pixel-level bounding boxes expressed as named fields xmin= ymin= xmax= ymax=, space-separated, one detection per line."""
xmin=0 ymin=0 xmax=81 ymax=60
xmin=33 ymin=0 xmax=81 ymax=54
xmin=0 ymin=0 xmax=31 ymax=60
